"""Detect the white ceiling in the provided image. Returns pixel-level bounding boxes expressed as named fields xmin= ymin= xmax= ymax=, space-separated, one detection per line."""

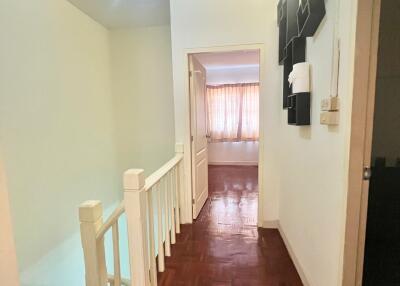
xmin=194 ymin=50 xmax=260 ymax=85
xmin=194 ymin=50 xmax=260 ymax=70
xmin=67 ymin=0 xmax=170 ymax=29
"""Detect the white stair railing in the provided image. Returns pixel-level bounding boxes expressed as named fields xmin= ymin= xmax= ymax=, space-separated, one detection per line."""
xmin=79 ymin=143 xmax=184 ymax=286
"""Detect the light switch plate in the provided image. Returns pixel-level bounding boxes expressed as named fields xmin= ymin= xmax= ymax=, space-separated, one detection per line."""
xmin=321 ymin=97 xmax=339 ymax=111
xmin=320 ymin=111 xmax=339 ymax=125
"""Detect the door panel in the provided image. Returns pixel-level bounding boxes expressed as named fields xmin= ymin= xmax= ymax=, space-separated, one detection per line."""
xmin=189 ymin=55 xmax=209 ymax=219
xmin=194 ymin=149 xmax=208 ymax=217
xmin=362 ymin=0 xmax=400 ymax=284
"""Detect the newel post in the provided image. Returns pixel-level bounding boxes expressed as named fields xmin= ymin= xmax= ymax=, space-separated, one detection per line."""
xmin=79 ymin=201 xmax=107 ymax=286
xmin=175 ymin=143 xmax=184 ymax=155
xmin=123 ymin=169 xmax=151 ymax=286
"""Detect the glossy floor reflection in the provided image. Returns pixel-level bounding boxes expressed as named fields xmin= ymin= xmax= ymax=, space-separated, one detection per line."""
xmin=158 ymin=165 xmax=302 ymax=286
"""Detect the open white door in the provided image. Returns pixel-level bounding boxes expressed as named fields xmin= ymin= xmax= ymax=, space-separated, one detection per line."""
xmin=189 ymin=55 xmax=209 ymax=219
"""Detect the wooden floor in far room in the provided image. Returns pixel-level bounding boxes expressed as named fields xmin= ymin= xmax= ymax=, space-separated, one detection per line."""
xmin=158 ymin=165 xmax=302 ymax=286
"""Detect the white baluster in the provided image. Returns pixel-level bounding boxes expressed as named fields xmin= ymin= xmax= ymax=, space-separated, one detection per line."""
xmin=112 ymin=222 xmax=121 ymax=286
xmin=174 ymin=166 xmax=181 ymax=234
xmin=175 ymin=143 xmax=184 ymax=227
xmin=170 ymin=169 xmax=176 ymax=245
xmin=147 ymin=188 xmax=157 ymax=285
xmin=123 ymin=169 xmax=151 ymax=286
xmin=163 ymin=177 xmax=171 ymax=257
xmin=79 ymin=201 xmax=107 ymax=286
xmin=156 ymin=182 xmax=165 ymax=272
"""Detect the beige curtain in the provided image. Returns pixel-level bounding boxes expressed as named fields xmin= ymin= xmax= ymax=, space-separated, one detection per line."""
xmin=206 ymin=83 xmax=259 ymax=142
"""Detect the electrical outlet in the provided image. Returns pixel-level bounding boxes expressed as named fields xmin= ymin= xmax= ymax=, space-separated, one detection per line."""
xmin=320 ymin=111 xmax=339 ymax=125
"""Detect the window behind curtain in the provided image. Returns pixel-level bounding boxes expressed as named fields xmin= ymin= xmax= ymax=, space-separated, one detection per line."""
xmin=206 ymin=83 xmax=259 ymax=142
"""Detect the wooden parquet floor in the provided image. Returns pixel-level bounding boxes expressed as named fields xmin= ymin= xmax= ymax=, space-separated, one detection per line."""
xmin=158 ymin=165 xmax=302 ymax=286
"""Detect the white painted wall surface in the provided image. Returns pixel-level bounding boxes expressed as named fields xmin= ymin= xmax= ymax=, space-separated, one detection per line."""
xmin=110 ymin=26 xmax=176 ymax=176
xmin=0 ymin=0 xmax=120 ymax=285
xmin=276 ymin=0 xmax=357 ymax=284
xmin=170 ymin=1 xmax=357 ymax=285
xmin=208 ymin=142 xmax=259 ymax=165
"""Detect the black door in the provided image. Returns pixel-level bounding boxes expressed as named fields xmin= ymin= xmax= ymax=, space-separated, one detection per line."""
xmin=362 ymin=1 xmax=400 ymax=285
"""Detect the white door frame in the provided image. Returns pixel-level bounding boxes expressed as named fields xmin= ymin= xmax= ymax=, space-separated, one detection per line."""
xmin=182 ymin=44 xmax=266 ymax=226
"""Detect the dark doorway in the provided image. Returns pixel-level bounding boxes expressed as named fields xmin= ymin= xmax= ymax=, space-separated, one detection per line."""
xmin=362 ymin=1 xmax=400 ymax=285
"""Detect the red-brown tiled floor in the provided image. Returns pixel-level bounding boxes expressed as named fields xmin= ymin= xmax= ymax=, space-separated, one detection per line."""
xmin=158 ymin=165 xmax=302 ymax=286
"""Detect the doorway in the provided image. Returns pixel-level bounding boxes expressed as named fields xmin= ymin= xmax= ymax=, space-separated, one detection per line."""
xmin=161 ymin=48 xmax=303 ymax=285
xmin=343 ymin=0 xmax=400 ymax=285
xmin=188 ymin=50 xmax=260 ymax=220
xmin=362 ymin=0 xmax=400 ymax=284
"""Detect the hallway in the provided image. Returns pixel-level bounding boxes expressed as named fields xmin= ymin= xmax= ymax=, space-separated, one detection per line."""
xmin=158 ymin=165 xmax=302 ymax=285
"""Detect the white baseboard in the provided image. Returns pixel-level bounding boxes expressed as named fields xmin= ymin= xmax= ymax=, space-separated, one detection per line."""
xmin=208 ymin=161 xmax=258 ymax=166
xmin=277 ymin=222 xmax=310 ymax=286
xmin=261 ymin=220 xmax=310 ymax=285
xmin=262 ymin=220 xmax=279 ymax=229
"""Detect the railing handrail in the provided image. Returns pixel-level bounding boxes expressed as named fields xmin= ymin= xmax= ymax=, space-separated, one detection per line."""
xmin=94 ymin=154 xmax=183 ymax=240
xmin=96 ymin=202 xmax=125 ymax=240
xmin=79 ymin=143 xmax=184 ymax=286
xmin=144 ymin=153 xmax=183 ymax=192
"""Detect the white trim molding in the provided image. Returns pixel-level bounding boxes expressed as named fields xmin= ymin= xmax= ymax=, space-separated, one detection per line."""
xmin=208 ymin=161 xmax=258 ymax=166
xmin=261 ymin=220 xmax=279 ymax=229
xmin=260 ymin=220 xmax=310 ymax=285
xmin=277 ymin=222 xmax=310 ymax=286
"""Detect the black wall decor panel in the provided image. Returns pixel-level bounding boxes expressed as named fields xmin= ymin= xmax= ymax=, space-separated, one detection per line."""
xmin=286 ymin=0 xmax=300 ymax=45
xmin=276 ymin=0 xmax=325 ymax=125
xmin=282 ymin=37 xmax=306 ymax=109
xmin=297 ymin=0 xmax=326 ymax=37
xmin=278 ymin=0 xmax=288 ymax=64
xmin=283 ymin=43 xmax=293 ymax=109
xmin=292 ymin=37 xmax=306 ymax=64
xmin=288 ymin=93 xmax=311 ymax=126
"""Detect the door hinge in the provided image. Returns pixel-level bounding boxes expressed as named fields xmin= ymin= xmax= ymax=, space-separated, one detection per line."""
xmin=189 ymin=70 xmax=193 ymax=77
xmin=363 ymin=166 xmax=372 ymax=181
xmin=191 ymin=135 xmax=194 ymax=142
xmin=192 ymin=198 xmax=195 ymax=204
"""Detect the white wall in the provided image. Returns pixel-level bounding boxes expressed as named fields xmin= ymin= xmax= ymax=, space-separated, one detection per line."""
xmin=0 ymin=0 xmax=120 ymax=284
xmin=110 ymin=26 xmax=176 ymax=176
xmin=208 ymin=142 xmax=258 ymax=165
xmin=0 ymin=1 xmax=177 ymax=284
xmin=277 ymin=0 xmax=357 ymax=284
xmin=170 ymin=1 xmax=357 ymax=285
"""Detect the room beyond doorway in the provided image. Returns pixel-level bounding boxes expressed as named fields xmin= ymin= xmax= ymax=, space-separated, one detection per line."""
xmin=188 ymin=49 xmax=261 ymax=222
xmin=195 ymin=50 xmax=260 ymax=167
